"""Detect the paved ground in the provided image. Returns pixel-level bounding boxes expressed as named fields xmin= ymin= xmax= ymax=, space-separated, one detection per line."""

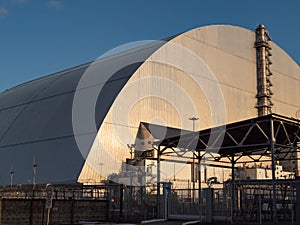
xmin=78 ymin=221 xmax=194 ymax=225
xmin=77 ymin=220 xmax=296 ymax=225
xmin=141 ymin=221 xmax=187 ymax=225
xmin=78 ymin=219 xmax=296 ymax=225
xmin=139 ymin=220 xmax=203 ymax=225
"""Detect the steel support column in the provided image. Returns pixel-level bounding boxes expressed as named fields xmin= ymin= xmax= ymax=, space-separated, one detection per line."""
xmin=270 ymin=117 xmax=277 ymax=223
xmin=192 ymin=152 xmax=195 ymax=202
xmin=231 ymin=154 xmax=235 ymax=223
xmin=157 ymin=145 xmax=161 ymax=218
xmin=198 ymin=151 xmax=202 ymax=222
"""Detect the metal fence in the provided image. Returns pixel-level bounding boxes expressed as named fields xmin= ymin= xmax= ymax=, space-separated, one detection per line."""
xmin=0 ymin=180 xmax=296 ymax=224
xmin=105 ymin=181 xmax=296 ymax=223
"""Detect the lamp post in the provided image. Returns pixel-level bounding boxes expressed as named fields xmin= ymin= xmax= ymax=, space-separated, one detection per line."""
xmin=33 ymin=157 xmax=38 ymax=188
xmin=189 ymin=117 xmax=199 ymax=132
xmin=188 ymin=117 xmax=199 ymax=203
xmin=10 ymin=168 xmax=14 ymax=188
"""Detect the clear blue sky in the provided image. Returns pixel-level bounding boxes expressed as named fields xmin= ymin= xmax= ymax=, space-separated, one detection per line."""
xmin=0 ymin=0 xmax=299 ymax=92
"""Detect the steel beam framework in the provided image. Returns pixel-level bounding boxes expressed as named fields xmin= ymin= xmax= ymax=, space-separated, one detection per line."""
xmin=149 ymin=114 xmax=300 ymax=222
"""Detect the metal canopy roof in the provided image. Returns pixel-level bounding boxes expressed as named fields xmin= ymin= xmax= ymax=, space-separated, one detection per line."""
xmin=152 ymin=114 xmax=300 ymax=158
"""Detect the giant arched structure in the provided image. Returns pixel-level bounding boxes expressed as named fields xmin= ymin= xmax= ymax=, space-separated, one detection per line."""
xmin=0 ymin=25 xmax=299 ymax=185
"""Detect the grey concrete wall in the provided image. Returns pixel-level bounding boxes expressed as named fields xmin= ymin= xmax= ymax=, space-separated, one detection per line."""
xmin=0 ymin=198 xmax=108 ymax=225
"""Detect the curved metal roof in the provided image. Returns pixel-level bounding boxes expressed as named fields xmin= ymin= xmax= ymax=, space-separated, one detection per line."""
xmin=1 ymin=24 xmax=299 ymax=186
xmin=0 ymin=40 xmax=167 ymax=184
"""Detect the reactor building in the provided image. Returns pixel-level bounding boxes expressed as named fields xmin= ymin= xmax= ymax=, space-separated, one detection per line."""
xmin=0 ymin=24 xmax=299 ymax=185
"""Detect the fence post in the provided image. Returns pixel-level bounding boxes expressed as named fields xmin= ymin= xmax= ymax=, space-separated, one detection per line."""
xmin=205 ymin=188 xmax=213 ymax=223
xmin=295 ymin=177 xmax=300 ymax=224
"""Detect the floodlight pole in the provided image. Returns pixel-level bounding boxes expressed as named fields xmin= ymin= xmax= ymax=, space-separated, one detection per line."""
xmin=189 ymin=117 xmax=199 ymax=203
xmin=189 ymin=117 xmax=199 ymax=133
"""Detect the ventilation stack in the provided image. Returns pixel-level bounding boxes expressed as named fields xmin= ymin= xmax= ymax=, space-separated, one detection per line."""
xmin=255 ymin=24 xmax=273 ymax=117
